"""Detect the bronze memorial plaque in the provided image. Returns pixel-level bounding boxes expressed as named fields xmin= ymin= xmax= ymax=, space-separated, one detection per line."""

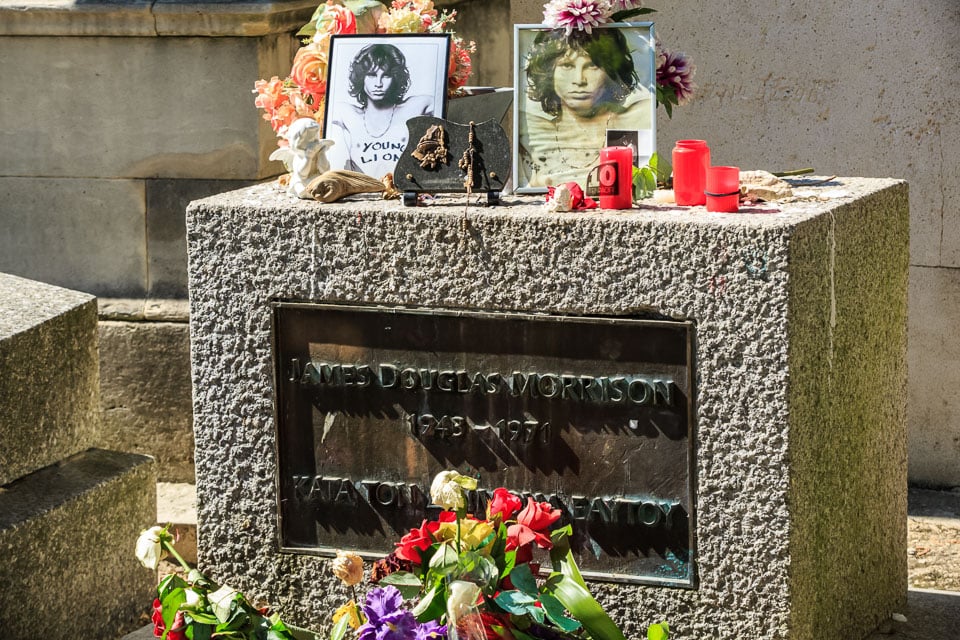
xmin=271 ymin=302 xmax=696 ymax=587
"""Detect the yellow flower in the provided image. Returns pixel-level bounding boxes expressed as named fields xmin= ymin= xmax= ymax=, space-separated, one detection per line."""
xmin=332 ymin=550 xmax=364 ymax=586
xmin=379 ymin=8 xmax=426 ymax=33
xmin=436 ymin=518 xmax=495 ymax=556
xmin=333 ymin=600 xmax=362 ymax=630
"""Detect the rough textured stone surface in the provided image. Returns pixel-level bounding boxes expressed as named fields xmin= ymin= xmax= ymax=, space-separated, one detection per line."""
xmin=0 ymin=273 xmax=99 ymax=486
xmin=0 ymin=448 xmax=156 ymax=639
xmin=98 ymin=319 xmax=195 ymax=483
xmin=187 ymin=178 xmax=908 ymax=640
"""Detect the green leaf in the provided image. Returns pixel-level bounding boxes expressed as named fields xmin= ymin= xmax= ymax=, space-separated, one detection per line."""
xmin=184 ymin=610 xmax=220 ymax=625
xmin=539 ymin=592 xmax=582 ymax=633
xmin=187 ymin=622 xmax=212 ymax=640
xmin=330 ymin=612 xmax=351 ymax=640
xmin=208 ymin=585 xmax=240 ymax=624
xmin=160 ymin=588 xmax=187 ymax=640
xmin=548 ymin=526 xmax=586 ymax=590
xmin=429 ymin=543 xmax=460 ymax=576
xmin=648 ymin=153 xmax=672 ymax=188
xmin=647 ymin=621 xmax=670 ymax=640
xmin=158 ymin=574 xmax=188 ymax=600
xmin=610 ymin=8 xmax=656 ymax=22
xmin=379 ymin=571 xmax=423 ymax=600
xmin=543 ymin=573 xmax=627 ymax=640
xmin=493 ymin=590 xmax=537 ymax=616
xmin=412 ymin=583 xmax=447 ymax=622
xmin=507 ymin=563 xmax=539 ymax=598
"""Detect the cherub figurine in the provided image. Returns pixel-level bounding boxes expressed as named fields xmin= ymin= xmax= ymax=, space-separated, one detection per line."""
xmin=269 ymin=118 xmax=335 ymax=199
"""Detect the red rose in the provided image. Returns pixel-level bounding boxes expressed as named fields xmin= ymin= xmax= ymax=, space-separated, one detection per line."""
xmin=151 ymin=598 xmax=164 ymax=637
xmin=506 ymin=498 xmax=561 ymax=551
xmin=395 ymin=512 xmax=455 ymax=563
xmin=167 ymin=611 xmax=188 ymax=640
xmin=486 ymin=488 xmax=522 ymax=522
xmin=478 ymin=612 xmax=515 ymax=640
xmin=396 ymin=520 xmax=433 ymax=563
xmin=153 ymin=604 xmax=188 ymax=640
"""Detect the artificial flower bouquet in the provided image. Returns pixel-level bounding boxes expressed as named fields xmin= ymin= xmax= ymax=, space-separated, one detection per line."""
xmin=327 ymin=471 xmax=670 ymax=640
xmin=136 ymin=526 xmax=298 ymax=640
xmin=254 ymin=0 xmax=475 ymax=146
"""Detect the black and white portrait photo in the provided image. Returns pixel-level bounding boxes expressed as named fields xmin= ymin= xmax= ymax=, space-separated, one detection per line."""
xmin=324 ymin=34 xmax=450 ymax=179
xmin=514 ymin=24 xmax=656 ymax=193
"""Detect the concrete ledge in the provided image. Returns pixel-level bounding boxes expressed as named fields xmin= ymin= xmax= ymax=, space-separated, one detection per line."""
xmin=99 ymin=297 xmax=190 ymax=323
xmin=0 ymin=273 xmax=99 ymax=486
xmin=0 ymin=448 xmax=157 ymax=638
xmin=0 ymin=0 xmax=318 ymax=37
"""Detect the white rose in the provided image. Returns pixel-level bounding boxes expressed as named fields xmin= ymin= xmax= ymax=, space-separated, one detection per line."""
xmin=446 ymin=580 xmax=483 ymax=640
xmin=447 ymin=580 xmax=481 ymax=617
xmin=430 ymin=471 xmax=477 ymax=511
xmin=135 ymin=526 xmax=166 ymax=570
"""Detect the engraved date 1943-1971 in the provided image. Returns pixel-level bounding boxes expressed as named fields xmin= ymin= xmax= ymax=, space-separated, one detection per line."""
xmin=408 ymin=412 xmax=550 ymax=445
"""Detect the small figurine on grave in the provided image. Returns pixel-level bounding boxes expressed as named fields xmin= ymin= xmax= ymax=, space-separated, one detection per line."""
xmin=269 ymin=117 xmax=335 ymax=199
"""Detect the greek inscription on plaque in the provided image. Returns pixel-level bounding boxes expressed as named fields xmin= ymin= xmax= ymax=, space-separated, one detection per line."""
xmin=271 ymin=303 xmax=696 ymax=587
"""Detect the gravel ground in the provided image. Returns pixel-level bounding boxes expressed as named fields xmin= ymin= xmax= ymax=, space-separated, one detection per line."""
xmin=907 ymin=488 xmax=960 ymax=591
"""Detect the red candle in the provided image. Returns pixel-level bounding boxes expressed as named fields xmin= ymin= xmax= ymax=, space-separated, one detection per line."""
xmin=672 ymin=139 xmax=710 ymax=206
xmin=598 ymin=146 xmax=634 ymax=209
xmin=705 ymin=166 xmax=740 ymax=212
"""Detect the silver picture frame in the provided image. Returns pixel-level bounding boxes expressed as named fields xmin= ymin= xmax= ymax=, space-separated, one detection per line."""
xmin=513 ymin=23 xmax=656 ymax=194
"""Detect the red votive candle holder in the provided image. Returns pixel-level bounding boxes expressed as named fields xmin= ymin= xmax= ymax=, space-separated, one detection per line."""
xmin=598 ymin=146 xmax=634 ymax=209
xmin=705 ymin=166 xmax=740 ymax=212
xmin=672 ymin=139 xmax=710 ymax=206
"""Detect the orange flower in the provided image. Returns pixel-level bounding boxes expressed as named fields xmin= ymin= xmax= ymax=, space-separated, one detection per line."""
xmin=253 ymin=76 xmax=288 ymax=113
xmin=318 ymin=2 xmax=357 ymax=35
xmin=290 ymin=42 xmax=328 ymax=106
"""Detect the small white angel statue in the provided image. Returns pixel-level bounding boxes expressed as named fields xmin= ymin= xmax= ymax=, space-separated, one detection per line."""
xmin=269 ymin=118 xmax=335 ymax=199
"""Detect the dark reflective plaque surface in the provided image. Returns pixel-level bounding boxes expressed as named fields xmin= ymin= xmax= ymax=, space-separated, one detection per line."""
xmin=272 ymin=303 xmax=696 ymax=587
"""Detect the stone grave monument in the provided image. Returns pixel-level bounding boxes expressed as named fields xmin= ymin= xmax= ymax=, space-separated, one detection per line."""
xmin=0 ymin=273 xmax=156 ymax=637
xmin=187 ymin=177 xmax=907 ymax=639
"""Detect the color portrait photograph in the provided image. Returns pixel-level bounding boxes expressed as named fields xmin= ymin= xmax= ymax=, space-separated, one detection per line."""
xmin=514 ymin=23 xmax=656 ymax=193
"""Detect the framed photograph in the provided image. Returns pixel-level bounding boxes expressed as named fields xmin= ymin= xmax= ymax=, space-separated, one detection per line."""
xmin=324 ymin=34 xmax=451 ymax=179
xmin=513 ymin=23 xmax=656 ymax=193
